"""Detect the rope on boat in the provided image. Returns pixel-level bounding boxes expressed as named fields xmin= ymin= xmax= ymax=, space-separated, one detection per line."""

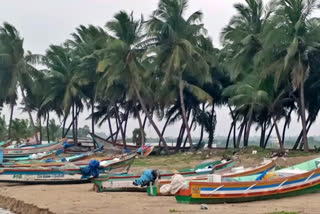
xmin=305 ymin=172 xmax=315 ymax=183
xmin=276 ymin=179 xmax=288 ymax=190
xmin=207 ymin=185 xmax=224 ymax=195
xmin=245 ymin=183 xmax=257 ymax=192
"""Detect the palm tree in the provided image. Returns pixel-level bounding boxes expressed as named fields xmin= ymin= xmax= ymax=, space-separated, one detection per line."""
xmin=0 ymin=114 xmax=6 ymax=141
xmin=68 ymin=25 xmax=108 ymax=136
xmin=146 ymin=0 xmax=211 ymax=151
xmin=223 ymin=73 xmax=270 ymax=148
xmin=10 ymin=119 xmax=32 ymax=143
xmin=261 ymin=0 xmax=320 ymax=151
xmin=221 ymin=0 xmax=274 ymax=81
xmin=43 ymin=44 xmax=86 ymax=143
xmin=0 ymin=23 xmax=42 ymax=140
xmin=96 ymin=11 xmax=170 ymax=152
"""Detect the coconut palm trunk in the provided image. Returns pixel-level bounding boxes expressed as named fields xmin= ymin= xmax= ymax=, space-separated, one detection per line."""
xmin=264 ymin=124 xmax=275 ymax=149
xmin=114 ymin=105 xmax=127 ymax=149
xmin=72 ymin=104 xmax=76 ymax=143
xmin=8 ymin=103 xmax=14 ymax=139
xmin=133 ymin=85 xmax=169 ymax=154
xmin=282 ymin=108 xmax=293 ymax=145
xmin=46 ymin=112 xmax=50 ymax=143
xmin=197 ymin=103 xmax=205 ymax=149
xmin=236 ymin=122 xmax=245 ymax=148
xmin=233 ymin=120 xmax=237 ymax=148
xmin=62 ymin=114 xmax=67 ymax=138
xmin=20 ymin=87 xmax=39 ymax=144
xmin=91 ymin=98 xmax=95 ymax=135
xmin=179 ymin=80 xmax=194 ymax=151
xmin=259 ymin=122 xmax=266 ymax=148
xmin=175 ymin=122 xmax=185 ymax=152
xmin=107 ymin=116 xmax=114 ymax=142
xmin=300 ymin=78 xmax=309 ymax=151
xmin=183 ymin=117 xmax=195 ymax=149
xmin=39 ymin=117 xmax=42 ymax=144
xmin=136 ymin=109 xmax=145 ymax=151
xmin=142 ymin=115 xmax=147 ymax=130
xmin=272 ymin=116 xmax=283 ymax=151
xmin=63 ymin=109 xmax=80 ymax=138
xmin=158 ymin=115 xmax=171 ymax=147
xmin=244 ymin=110 xmax=253 ymax=147
xmin=75 ymin=106 xmax=78 ymax=144
xmin=226 ymin=122 xmax=234 ymax=149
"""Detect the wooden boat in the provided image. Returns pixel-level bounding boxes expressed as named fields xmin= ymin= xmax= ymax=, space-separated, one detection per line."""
xmin=0 ymin=141 xmax=8 ymax=147
xmin=1 ymin=135 xmax=112 ymax=159
xmin=5 ymin=154 xmax=112 ymax=168
xmin=175 ymin=157 xmax=320 ymax=204
xmin=1 ymin=141 xmax=63 ymax=159
xmin=91 ymin=133 xmax=155 ymax=157
xmin=3 ymin=150 xmax=59 ymax=163
xmin=0 ymin=153 xmax=136 ymax=184
xmin=92 ymin=159 xmax=235 ymax=192
xmin=91 ymin=134 xmax=139 ymax=152
xmin=148 ymin=159 xmax=276 ymax=196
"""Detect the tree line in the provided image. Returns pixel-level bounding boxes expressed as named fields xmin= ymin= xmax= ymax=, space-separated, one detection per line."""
xmin=0 ymin=0 xmax=319 ymax=152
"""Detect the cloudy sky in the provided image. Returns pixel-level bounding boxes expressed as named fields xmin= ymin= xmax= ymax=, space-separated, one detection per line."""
xmin=0 ymin=0 xmax=318 ymax=139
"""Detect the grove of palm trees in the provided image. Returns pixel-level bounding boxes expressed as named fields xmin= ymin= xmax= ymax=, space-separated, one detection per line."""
xmin=1 ymin=0 xmax=320 ymax=153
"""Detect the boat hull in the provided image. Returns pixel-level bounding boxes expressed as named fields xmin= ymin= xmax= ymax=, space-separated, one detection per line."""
xmin=0 ymin=154 xmax=136 ymax=184
xmin=92 ymin=160 xmax=235 ymax=192
xmin=148 ymin=160 xmax=276 ymax=196
xmin=175 ymin=167 xmax=320 ymax=203
xmin=1 ymin=141 xmax=62 ymax=158
xmin=176 ymin=183 xmax=320 ymax=204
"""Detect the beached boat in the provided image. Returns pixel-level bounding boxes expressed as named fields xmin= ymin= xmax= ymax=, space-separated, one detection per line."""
xmin=1 ymin=135 xmax=111 ymax=160
xmin=91 ymin=134 xmax=139 ymax=152
xmin=92 ymin=159 xmax=235 ymax=192
xmin=175 ymin=157 xmax=320 ymax=204
xmin=3 ymin=150 xmax=59 ymax=163
xmin=1 ymin=141 xmax=63 ymax=159
xmin=0 ymin=153 xmax=136 ymax=184
xmin=5 ymin=153 xmax=112 ymax=168
xmin=147 ymin=159 xmax=276 ymax=196
xmin=91 ymin=133 xmax=154 ymax=157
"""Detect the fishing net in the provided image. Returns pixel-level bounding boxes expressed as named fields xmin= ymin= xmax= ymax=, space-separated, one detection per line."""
xmin=159 ymin=174 xmax=187 ymax=194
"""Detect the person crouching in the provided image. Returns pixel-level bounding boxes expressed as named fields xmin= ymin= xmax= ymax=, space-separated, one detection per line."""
xmin=133 ymin=169 xmax=160 ymax=187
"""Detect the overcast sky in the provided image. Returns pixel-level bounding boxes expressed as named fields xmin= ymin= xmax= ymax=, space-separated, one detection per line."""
xmin=0 ymin=0 xmax=319 ymax=139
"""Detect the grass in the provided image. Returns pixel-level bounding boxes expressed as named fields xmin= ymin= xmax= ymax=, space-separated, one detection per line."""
xmin=287 ymin=151 xmax=315 ymax=157
xmin=169 ymin=209 xmax=182 ymax=213
xmin=132 ymin=147 xmax=318 ymax=171
xmin=268 ymin=212 xmax=298 ymax=214
xmin=132 ymin=153 xmax=204 ymax=170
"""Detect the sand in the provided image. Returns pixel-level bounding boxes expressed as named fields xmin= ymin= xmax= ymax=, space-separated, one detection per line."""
xmin=0 ymin=154 xmax=319 ymax=214
xmin=0 ymin=183 xmax=318 ymax=214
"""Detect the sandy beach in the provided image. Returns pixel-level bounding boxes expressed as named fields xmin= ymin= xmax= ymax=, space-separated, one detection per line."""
xmin=0 ymin=154 xmax=319 ymax=214
xmin=0 ymin=183 xmax=318 ymax=214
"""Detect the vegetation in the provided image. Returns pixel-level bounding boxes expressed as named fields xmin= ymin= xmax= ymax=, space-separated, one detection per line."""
xmin=132 ymin=128 xmax=146 ymax=147
xmin=268 ymin=212 xmax=299 ymax=214
xmin=0 ymin=0 xmax=320 ymax=152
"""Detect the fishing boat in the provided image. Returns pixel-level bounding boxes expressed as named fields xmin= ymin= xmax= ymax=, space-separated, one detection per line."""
xmin=2 ymin=135 xmax=110 ymax=159
xmin=148 ymin=159 xmax=276 ymax=196
xmin=4 ymin=153 xmax=112 ymax=168
xmin=3 ymin=150 xmax=59 ymax=163
xmin=1 ymin=141 xmax=63 ymax=159
xmin=92 ymin=159 xmax=235 ymax=192
xmin=91 ymin=134 xmax=139 ymax=152
xmin=0 ymin=153 xmax=136 ymax=184
xmin=175 ymin=157 xmax=320 ymax=204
